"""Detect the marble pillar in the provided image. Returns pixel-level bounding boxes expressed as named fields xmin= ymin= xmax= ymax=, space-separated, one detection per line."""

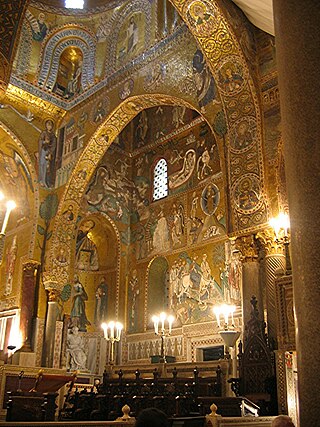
xmin=237 ymin=235 xmax=263 ymax=340
xmin=21 ymin=261 xmax=40 ymax=351
xmin=273 ymin=1 xmax=320 ymax=424
xmin=42 ymin=288 xmax=60 ymax=367
xmin=257 ymin=229 xmax=286 ymax=347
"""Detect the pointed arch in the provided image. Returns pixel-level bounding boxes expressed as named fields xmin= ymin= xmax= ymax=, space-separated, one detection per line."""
xmin=45 ymin=95 xmax=214 ymax=288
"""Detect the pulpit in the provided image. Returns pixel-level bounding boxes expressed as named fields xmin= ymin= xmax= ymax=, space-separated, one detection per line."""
xmin=6 ymin=370 xmax=76 ymax=422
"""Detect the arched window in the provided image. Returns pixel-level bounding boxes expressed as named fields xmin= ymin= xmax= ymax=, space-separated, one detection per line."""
xmin=65 ymin=0 xmax=84 ymax=8
xmin=153 ymin=158 xmax=168 ymax=201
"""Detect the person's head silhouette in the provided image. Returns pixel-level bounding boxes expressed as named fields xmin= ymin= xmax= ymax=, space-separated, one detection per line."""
xmin=271 ymin=415 xmax=295 ymax=427
xmin=135 ymin=408 xmax=169 ymax=427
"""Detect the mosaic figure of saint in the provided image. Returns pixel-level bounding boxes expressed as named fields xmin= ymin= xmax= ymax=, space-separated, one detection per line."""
xmin=233 ymin=120 xmax=254 ymax=151
xmin=237 ymin=179 xmax=259 ymax=211
xmin=228 ymin=250 xmax=242 ymax=302
xmin=70 ymin=275 xmax=90 ymax=332
xmin=201 ymin=183 xmax=220 ymax=215
xmin=128 ymin=270 xmax=140 ymax=331
xmin=171 ymin=204 xmax=184 ymax=246
xmin=38 ymin=119 xmax=57 ymax=188
xmin=93 ymin=101 xmax=106 ymax=123
xmin=127 ymin=16 xmax=138 ymax=54
xmin=30 ymin=12 xmax=48 ymax=42
xmin=152 ymin=209 xmax=170 ymax=252
xmin=188 ymin=1 xmax=217 ymax=36
xmin=4 ymin=236 xmax=17 ymax=296
xmin=135 ymin=110 xmax=148 ymax=147
xmin=75 ymin=220 xmax=99 ymax=271
xmin=64 ymin=61 xmax=83 ymax=99
xmin=218 ymin=63 xmax=244 ymax=94
xmin=94 ymin=277 xmax=108 ymax=326
xmin=193 ymin=49 xmax=217 ymax=111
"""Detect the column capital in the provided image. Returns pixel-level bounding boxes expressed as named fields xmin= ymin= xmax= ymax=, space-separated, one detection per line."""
xmin=236 ymin=235 xmax=259 ymax=262
xmin=47 ymin=287 xmax=61 ymax=303
xmin=256 ymin=229 xmax=283 ymax=256
xmin=23 ymin=260 xmax=40 ymax=273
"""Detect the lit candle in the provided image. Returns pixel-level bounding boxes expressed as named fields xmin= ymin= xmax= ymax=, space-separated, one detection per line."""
xmin=1 ymin=200 xmax=16 ymax=235
xmin=116 ymin=322 xmax=123 ymax=340
xmin=213 ymin=306 xmax=221 ymax=328
xmin=152 ymin=315 xmax=159 ymax=335
xmin=221 ymin=304 xmax=231 ymax=327
xmin=109 ymin=321 xmax=115 ymax=339
xmin=160 ymin=312 xmax=166 ymax=332
xmin=269 ymin=216 xmax=280 ymax=239
xmin=168 ymin=315 xmax=174 ymax=334
xmin=230 ymin=305 xmax=236 ymax=326
xmin=101 ymin=322 xmax=108 ymax=339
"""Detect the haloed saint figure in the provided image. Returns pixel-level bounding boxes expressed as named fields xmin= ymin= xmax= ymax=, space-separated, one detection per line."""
xmin=38 ymin=119 xmax=57 ymax=188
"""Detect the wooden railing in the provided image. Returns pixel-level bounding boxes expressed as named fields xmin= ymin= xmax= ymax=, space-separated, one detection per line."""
xmin=60 ymin=363 xmax=224 ymax=421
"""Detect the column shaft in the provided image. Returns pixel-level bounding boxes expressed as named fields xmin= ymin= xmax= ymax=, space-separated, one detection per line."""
xmin=273 ymin=1 xmax=320 ymax=424
xmin=242 ymin=261 xmax=263 ymax=337
xmin=265 ymin=254 xmax=285 ymax=346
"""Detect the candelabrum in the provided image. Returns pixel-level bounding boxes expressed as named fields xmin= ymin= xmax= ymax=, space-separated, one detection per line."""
xmin=152 ymin=312 xmax=174 ymax=363
xmin=213 ymin=304 xmax=240 ymax=376
xmin=269 ymin=212 xmax=291 ymax=274
xmin=0 ymin=192 xmax=16 ymax=265
xmin=101 ymin=321 xmax=123 ymax=365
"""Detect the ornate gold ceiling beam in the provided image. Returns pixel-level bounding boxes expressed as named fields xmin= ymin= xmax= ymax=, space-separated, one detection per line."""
xmin=5 ymin=84 xmax=66 ymax=120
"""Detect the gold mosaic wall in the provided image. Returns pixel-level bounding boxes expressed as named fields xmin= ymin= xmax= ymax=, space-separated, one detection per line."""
xmin=0 ymin=0 xmax=283 ymax=356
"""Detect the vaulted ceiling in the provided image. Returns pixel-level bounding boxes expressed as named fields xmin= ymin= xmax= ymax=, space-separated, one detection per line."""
xmin=37 ymin=0 xmax=275 ymax=35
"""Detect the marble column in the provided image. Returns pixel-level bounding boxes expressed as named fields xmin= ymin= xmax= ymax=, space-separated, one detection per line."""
xmin=42 ymin=288 xmax=60 ymax=367
xmin=20 ymin=260 xmax=40 ymax=351
xmin=273 ymin=1 xmax=320 ymax=424
xmin=237 ymin=235 xmax=263 ymax=340
xmin=257 ymin=230 xmax=286 ymax=347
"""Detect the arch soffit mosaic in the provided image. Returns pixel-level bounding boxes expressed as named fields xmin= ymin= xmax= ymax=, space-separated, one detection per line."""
xmin=46 ymin=0 xmax=267 ymax=287
xmin=169 ymin=0 xmax=267 ymax=230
